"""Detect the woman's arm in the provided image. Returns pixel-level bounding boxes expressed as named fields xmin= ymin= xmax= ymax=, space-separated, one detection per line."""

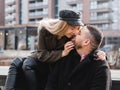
xmin=31 ymin=28 xmax=74 ymax=62
xmin=31 ymin=29 xmax=63 ymax=62
xmin=93 ymin=50 xmax=106 ymax=61
xmin=96 ymin=50 xmax=106 ymax=60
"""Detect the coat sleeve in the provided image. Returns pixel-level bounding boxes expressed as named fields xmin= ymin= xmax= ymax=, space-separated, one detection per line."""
xmin=90 ymin=61 xmax=112 ymax=90
xmin=31 ymin=29 xmax=63 ymax=62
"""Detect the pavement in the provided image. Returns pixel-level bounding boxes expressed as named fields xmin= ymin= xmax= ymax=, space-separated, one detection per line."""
xmin=0 ymin=50 xmax=33 ymax=74
xmin=0 ymin=66 xmax=9 ymax=75
xmin=111 ymin=69 xmax=120 ymax=80
xmin=0 ymin=50 xmax=33 ymax=58
xmin=0 ymin=50 xmax=33 ymax=66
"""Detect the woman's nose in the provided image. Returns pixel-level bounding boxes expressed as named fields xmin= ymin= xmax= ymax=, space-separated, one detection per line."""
xmin=73 ymin=30 xmax=79 ymax=35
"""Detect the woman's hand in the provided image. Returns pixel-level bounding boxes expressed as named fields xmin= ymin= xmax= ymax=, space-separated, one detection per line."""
xmin=96 ymin=50 xmax=106 ymax=60
xmin=62 ymin=41 xmax=75 ymax=57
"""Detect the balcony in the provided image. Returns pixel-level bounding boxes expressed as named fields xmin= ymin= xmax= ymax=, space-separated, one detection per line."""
xmin=5 ymin=5 xmax=16 ymax=14
xmin=5 ymin=0 xmax=15 ymax=6
xmin=91 ymin=8 xmax=112 ymax=13
xmin=66 ymin=0 xmax=80 ymax=5
xmin=29 ymin=2 xmax=48 ymax=10
xmin=29 ymin=8 xmax=48 ymax=18
xmin=90 ymin=18 xmax=112 ymax=24
xmin=29 ymin=14 xmax=48 ymax=20
xmin=91 ymin=0 xmax=111 ymax=2
xmin=5 ymin=14 xmax=16 ymax=22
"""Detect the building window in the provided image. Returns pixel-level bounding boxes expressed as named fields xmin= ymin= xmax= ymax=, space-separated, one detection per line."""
xmin=97 ymin=1 xmax=109 ymax=9
xmin=6 ymin=30 xmax=15 ymax=50
xmin=29 ymin=19 xmax=35 ymax=21
xmin=29 ymin=1 xmax=35 ymax=3
xmin=43 ymin=8 xmax=48 ymax=15
xmin=90 ymin=1 xmax=97 ymax=9
xmin=27 ymin=29 xmax=37 ymax=50
xmin=55 ymin=0 xmax=58 ymax=4
xmin=0 ymin=31 xmax=4 ymax=51
xmin=77 ymin=3 xmax=82 ymax=10
xmin=90 ymin=12 xmax=97 ymax=20
xmin=17 ymin=30 xmax=26 ymax=50
xmin=30 ymin=10 xmax=35 ymax=13
xmin=37 ymin=0 xmax=43 ymax=2
xmin=37 ymin=9 xmax=43 ymax=12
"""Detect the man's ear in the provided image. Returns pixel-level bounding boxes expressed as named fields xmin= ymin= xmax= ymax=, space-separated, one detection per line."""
xmin=84 ymin=39 xmax=90 ymax=46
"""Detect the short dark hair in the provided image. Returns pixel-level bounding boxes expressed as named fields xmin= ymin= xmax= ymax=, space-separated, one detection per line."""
xmin=86 ymin=25 xmax=103 ymax=49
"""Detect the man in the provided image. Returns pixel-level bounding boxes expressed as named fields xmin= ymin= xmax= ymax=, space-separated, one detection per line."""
xmin=45 ymin=25 xmax=111 ymax=90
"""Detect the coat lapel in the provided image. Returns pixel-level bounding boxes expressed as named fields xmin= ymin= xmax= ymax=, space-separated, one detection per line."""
xmin=68 ymin=54 xmax=92 ymax=79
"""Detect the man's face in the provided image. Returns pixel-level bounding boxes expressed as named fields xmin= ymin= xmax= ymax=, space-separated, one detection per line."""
xmin=73 ymin=27 xmax=90 ymax=49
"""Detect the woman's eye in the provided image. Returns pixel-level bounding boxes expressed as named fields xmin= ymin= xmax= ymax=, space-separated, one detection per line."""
xmin=71 ymin=28 xmax=74 ymax=30
xmin=78 ymin=30 xmax=81 ymax=35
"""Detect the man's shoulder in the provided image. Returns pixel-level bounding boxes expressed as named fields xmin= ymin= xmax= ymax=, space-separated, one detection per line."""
xmin=91 ymin=60 xmax=110 ymax=69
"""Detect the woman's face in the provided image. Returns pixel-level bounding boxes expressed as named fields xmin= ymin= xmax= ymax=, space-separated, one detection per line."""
xmin=64 ymin=26 xmax=80 ymax=38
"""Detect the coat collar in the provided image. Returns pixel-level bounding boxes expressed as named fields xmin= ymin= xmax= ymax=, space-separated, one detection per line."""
xmin=67 ymin=50 xmax=97 ymax=79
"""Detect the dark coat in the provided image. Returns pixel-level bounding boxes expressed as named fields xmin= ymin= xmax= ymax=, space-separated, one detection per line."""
xmin=31 ymin=27 xmax=70 ymax=62
xmin=46 ymin=50 xmax=111 ymax=90
xmin=5 ymin=28 xmax=70 ymax=90
xmin=30 ymin=28 xmax=70 ymax=90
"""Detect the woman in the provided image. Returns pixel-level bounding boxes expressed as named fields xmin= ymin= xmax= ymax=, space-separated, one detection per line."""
xmin=5 ymin=10 xmax=106 ymax=90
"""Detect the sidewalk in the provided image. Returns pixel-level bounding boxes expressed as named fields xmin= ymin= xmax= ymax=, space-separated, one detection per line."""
xmin=111 ymin=69 xmax=120 ymax=80
xmin=0 ymin=50 xmax=33 ymax=66
xmin=0 ymin=50 xmax=32 ymax=58
xmin=0 ymin=66 xmax=9 ymax=75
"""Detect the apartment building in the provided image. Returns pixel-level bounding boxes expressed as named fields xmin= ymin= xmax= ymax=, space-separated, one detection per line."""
xmin=3 ymin=0 xmax=120 ymax=48
xmin=89 ymin=0 xmax=120 ymax=46
xmin=1 ymin=0 xmax=58 ymax=51
xmin=5 ymin=0 xmax=20 ymax=25
xmin=4 ymin=0 xmax=120 ymax=29
xmin=61 ymin=0 xmax=113 ymax=29
xmin=0 ymin=0 xmax=5 ymax=26
xmin=5 ymin=0 xmax=56 ymax=25
xmin=28 ymin=0 xmax=55 ymax=24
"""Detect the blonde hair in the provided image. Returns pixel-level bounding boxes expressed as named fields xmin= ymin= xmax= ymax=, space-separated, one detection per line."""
xmin=38 ymin=19 xmax=70 ymax=38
